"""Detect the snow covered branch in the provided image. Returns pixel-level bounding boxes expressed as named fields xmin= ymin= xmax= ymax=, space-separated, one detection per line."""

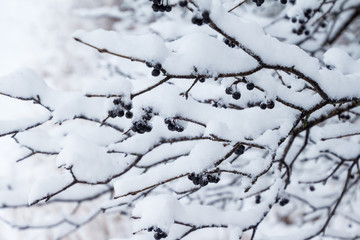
xmin=1 ymin=0 xmax=359 ymax=239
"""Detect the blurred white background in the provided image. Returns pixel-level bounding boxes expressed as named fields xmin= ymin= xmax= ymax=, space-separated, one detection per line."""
xmin=0 ymin=1 xmax=132 ymax=239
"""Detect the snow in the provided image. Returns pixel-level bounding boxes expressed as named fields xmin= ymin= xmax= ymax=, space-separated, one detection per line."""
xmin=0 ymin=68 xmax=50 ymax=100
xmin=28 ymin=172 xmax=74 ymax=205
xmin=73 ymin=29 xmax=169 ymax=63
xmin=323 ymin=48 xmax=360 ymax=75
xmin=131 ymin=178 xmax=282 ymax=233
xmin=74 ymin=30 xmax=259 ymax=76
xmin=56 ymin=134 xmax=133 ymax=183
xmin=114 ymin=141 xmax=230 ymax=198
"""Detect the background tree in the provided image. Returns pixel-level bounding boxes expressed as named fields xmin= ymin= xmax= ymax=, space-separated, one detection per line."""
xmin=0 ymin=0 xmax=359 ymax=239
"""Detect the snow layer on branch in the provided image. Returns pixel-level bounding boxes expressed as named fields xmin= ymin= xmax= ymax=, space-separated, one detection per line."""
xmin=82 ymin=77 xmax=132 ymax=97
xmin=318 ymin=68 xmax=360 ymax=100
xmin=323 ymin=48 xmax=360 ymax=75
xmin=73 ymin=30 xmax=258 ymax=76
xmin=132 ymin=178 xmax=281 ymax=234
xmin=74 ymin=6 xmax=131 ymax=19
xmin=53 ymin=184 xmax=109 ymax=201
xmin=28 ymin=172 xmax=73 ymax=205
xmin=0 ymin=68 xmax=50 ymax=99
xmin=114 ymin=141 xmax=230 ymax=198
xmin=0 ymin=113 xmax=51 ymax=137
xmin=0 ymin=68 xmax=133 ymax=128
xmin=164 ymin=33 xmax=258 ymax=75
xmin=201 ymin=0 xmax=320 ymax=76
xmin=311 ymin=122 xmax=360 ymax=141
xmin=132 ymin=194 xmax=182 ymax=231
xmin=314 ymin=138 xmax=360 ymax=159
xmin=73 ymin=29 xmax=168 ymax=63
xmin=57 ymin=134 xmax=132 ymax=183
xmin=197 ymin=0 xmax=360 ymax=100
xmin=0 ymin=188 xmax=29 ymax=207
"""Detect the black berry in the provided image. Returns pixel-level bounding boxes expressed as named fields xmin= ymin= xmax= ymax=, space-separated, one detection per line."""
xmin=188 ymin=173 xmax=196 ymax=181
xmin=207 ymin=175 xmax=220 ymax=183
xmin=199 ymin=177 xmax=208 ymax=186
xmin=158 ymin=5 xmax=166 ymax=12
xmin=192 ymin=177 xmax=200 ymax=185
xmin=152 ymin=69 xmax=161 ymax=77
xmin=152 ymin=4 xmax=160 ymax=12
xmin=113 ymin=98 xmax=121 ymax=105
xmin=146 ymin=62 xmax=153 ymax=68
xmin=191 ymin=17 xmax=203 ymax=26
xmin=225 ymin=87 xmax=233 ymax=95
xmin=175 ymin=125 xmax=184 ymax=132
xmin=124 ymin=103 xmax=132 ymax=111
xmin=202 ymin=11 xmax=210 ymax=24
xmin=260 ymin=102 xmax=267 ymax=110
xmin=117 ymin=109 xmax=125 ymax=117
xmin=267 ymin=100 xmax=275 ymax=109
xmin=309 ymin=185 xmax=315 ymax=191
xmin=167 ymin=123 xmax=176 ymax=131
xmin=255 ymin=195 xmax=261 ymax=204
xmin=165 ymin=5 xmax=172 ymax=12
xmin=179 ymin=0 xmax=187 ymax=7
xmin=246 ymin=83 xmax=255 ymax=90
xmin=108 ymin=110 xmax=117 ymax=118
xmin=125 ymin=111 xmax=133 ymax=119
xmin=143 ymin=113 xmax=152 ymax=121
xmin=232 ymin=91 xmax=241 ymax=100
xmin=235 ymin=145 xmax=245 ymax=155
xmin=279 ymin=198 xmax=289 ymax=206
xmin=252 ymin=0 xmax=265 ymax=6
xmin=154 ymin=63 xmax=162 ymax=70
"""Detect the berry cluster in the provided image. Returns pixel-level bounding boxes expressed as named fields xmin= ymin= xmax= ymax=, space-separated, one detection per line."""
xmin=303 ymin=8 xmax=312 ymax=19
xmin=188 ymin=172 xmax=220 ymax=186
xmin=292 ymin=22 xmax=310 ymax=36
xmin=338 ymin=113 xmax=351 ymax=121
xmin=151 ymin=0 xmax=172 ymax=12
xmin=259 ymin=100 xmax=275 ymax=110
xmin=108 ymin=98 xmax=133 ymax=119
xmin=191 ymin=11 xmax=210 ymax=26
xmin=147 ymin=227 xmax=168 ymax=240
xmin=164 ymin=118 xmax=184 ymax=132
xmin=225 ymin=86 xmax=241 ymax=100
xmin=223 ymin=38 xmax=236 ymax=48
xmin=146 ymin=62 xmax=162 ymax=77
xmin=289 ymin=8 xmax=326 ymax=36
xmin=131 ymin=108 xmax=153 ymax=134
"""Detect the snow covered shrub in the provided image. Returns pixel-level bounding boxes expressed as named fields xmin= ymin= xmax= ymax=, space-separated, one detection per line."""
xmin=1 ymin=0 xmax=360 ymax=239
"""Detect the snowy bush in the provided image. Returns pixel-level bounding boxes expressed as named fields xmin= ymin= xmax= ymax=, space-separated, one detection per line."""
xmin=1 ymin=0 xmax=360 ymax=239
